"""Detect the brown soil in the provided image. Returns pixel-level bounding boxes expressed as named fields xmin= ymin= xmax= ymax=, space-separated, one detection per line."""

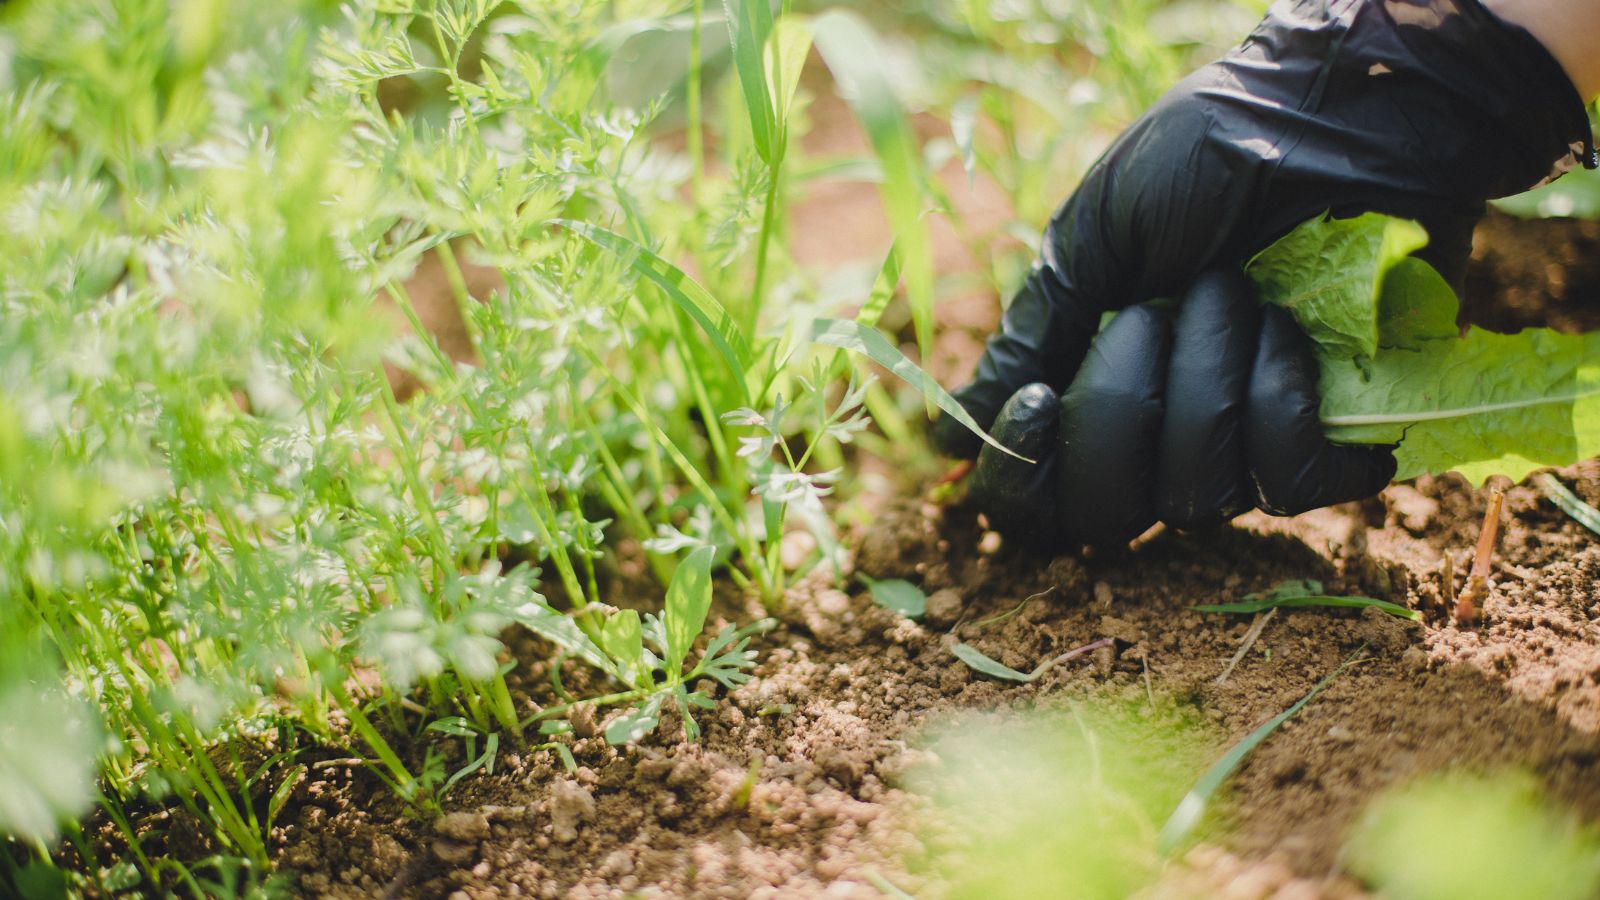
xmin=251 ymin=192 xmax=1600 ymax=898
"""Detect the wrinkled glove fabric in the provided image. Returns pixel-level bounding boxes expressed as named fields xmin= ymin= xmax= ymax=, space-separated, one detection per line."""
xmin=938 ymin=0 xmax=1596 ymax=550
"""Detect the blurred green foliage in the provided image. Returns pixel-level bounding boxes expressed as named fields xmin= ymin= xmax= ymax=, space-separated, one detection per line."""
xmin=1347 ymin=770 xmax=1600 ymax=900
xmin=912 ymin=700 xmax=1215 ymax=898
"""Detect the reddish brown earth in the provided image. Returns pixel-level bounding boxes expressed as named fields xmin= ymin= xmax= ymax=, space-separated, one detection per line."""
xmin=248 ymin=201 xmax=1600 ymax=900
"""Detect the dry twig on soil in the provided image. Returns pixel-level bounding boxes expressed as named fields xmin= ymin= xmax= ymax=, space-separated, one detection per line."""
xmin=1215 ymin=609 xmax=1277 ymax=687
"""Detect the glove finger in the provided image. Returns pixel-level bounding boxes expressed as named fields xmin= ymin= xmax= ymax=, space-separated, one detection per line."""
xmin=969 ymin=383 xmax=1063 ymax=552
xmin=1156 ymin=269 xmax=1259 ymax=528
xmin=1057 ymin=303 xmax=1173 ymax=545
xmin=1247 ymin=306 xmax=1397 ymax=516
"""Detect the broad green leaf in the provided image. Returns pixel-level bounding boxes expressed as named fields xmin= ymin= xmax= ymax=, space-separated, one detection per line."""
xmin=1319 ymin=324 xmax=1600 ymax=483
xmin=561 ymin=220 xmax=753 ymax=404
xmin=724 ymin=0 xmax=779 ymax=165
xmin=951 ymin=643 xmax=1032 ymax=682
xmin=1158 ymin=647 xmax=1364 ymax=855
xmin=1494 ymin=166 xmax=1600 ymax=220
xmin=859 ymin=573 xmax=925 ymax=619
xmin=1375 ymin=258 xmax=1458 ymax=350
xmin=600 ymin=609 xmax=646 ymax=688
xmin=664 ymin=545 xmax=715 ymax=676
xmin=1246 ymin=212 xmax=1427 ymax=361
xmin=1252 ymin=213 xmax=1600 ymax=484
xmin=810 ymin=318 xmax=1029 ymax=462
xmin=812 ymin=11 xmax=935 ymax=373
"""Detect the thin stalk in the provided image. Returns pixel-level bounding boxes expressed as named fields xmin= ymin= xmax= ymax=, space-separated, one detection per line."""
xmin=333 ymin=683 xmax=428 ymax=810
xmin=377 ymin=385 xmax=454 ymax=580
xmin=433 ymin=241 xmax=482 ymax=359
xmin=487 ymin=671 xmax=520 ymax=735
xmin=748 ymin=162 xmax=783 ymax=335
xmin=687 ymin=0 xmax=706 ymax=210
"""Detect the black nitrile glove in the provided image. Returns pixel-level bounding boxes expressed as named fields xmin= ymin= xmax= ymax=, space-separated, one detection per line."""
xmin=934 ymin=0 xmax=1596 ymax=549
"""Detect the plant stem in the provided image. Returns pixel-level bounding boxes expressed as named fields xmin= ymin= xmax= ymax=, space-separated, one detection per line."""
xmin=748 ymin=161 xmax=782 ymax=335
xmin=687 ymin=0 xmax=706 ymax=210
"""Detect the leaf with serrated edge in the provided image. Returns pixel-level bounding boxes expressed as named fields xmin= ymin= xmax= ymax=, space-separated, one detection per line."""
xmin=1246 ymin=212 xmax=1425 ymax=361
xmin=1251 ymin=213 xmax=1600 ymax=485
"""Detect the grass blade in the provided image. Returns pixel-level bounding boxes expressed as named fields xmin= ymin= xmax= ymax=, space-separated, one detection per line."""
xmin=1196 ymin=578 xmax=1418 ymax=621
xmin=1196 ymin=596 xmax=1417 ymax=621
xmin=856 ymin=242 xmax=903 ymax=330
xmin=1537 ymin=473 xmax=1600 ymax=537
xmin=1158 ymin=645 xmax=1366 ymax=855
xmin=811 ymin=11 xmax=935 ymax=372
xmin=766 ymin=17 xmax=812 ymax=138
xmin=810 ymin=318 xmax=1029 ymax=462
xmin=561 ymin=220 xmax=752 ymax=403
xmin=723 ymin=0 xmax=779 ymax=165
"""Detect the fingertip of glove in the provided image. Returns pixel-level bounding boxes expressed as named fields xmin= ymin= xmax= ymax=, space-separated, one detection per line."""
xmin=971 ymin=383 xmax=1063 ymax=549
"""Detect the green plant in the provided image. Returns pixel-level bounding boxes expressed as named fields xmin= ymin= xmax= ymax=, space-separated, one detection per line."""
xmin=0 ymin=0 xmax=1237 ymax=889
xmin=950 ymin=637 xmax=1113 ymax=683
xmin=1158 ymin=646 xmax=1365 ymax=854
xmin=1346 ymin=770 xmax=1600 ymax=900
xmin=912 ymin=699 xmax=1215 ymax=899
xmin=0 ymin=0 xmax=962 ymax=887
xmin=1494 ymin=165 xmax=1600 ymax=219
xmin=1195 ymin=579 xmax=1418 ymax=620
xmin=1249 ymin=212 xmax=1600 ymax=484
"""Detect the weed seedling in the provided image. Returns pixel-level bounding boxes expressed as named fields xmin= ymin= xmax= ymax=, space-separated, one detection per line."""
xmin=1158 ymin=644 xmax=1368 ymax=855
xmin=951 ymin=637 xmax=1113 ymax=683
xmin=1196 ymin=579 xmax=1418 ymax=620
xmin=1538 ymin=474 xmax=1600 ymax=537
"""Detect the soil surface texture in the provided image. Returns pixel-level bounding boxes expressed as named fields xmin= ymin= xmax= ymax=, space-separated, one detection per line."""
xmin=249 ymin=207 xmax=1600 ymax=900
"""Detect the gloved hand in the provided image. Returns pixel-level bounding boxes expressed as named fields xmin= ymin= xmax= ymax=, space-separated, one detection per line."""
xmin=933 ymin=0 xmax=1595 ymax=550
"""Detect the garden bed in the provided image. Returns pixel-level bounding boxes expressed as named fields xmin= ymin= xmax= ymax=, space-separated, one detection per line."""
xmin=255 ymin=214 xmax=1600 ymax=899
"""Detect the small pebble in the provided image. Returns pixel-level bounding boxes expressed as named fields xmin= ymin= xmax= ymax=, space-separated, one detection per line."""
xmin=924 ymin=589 xmax=962 ymax=626
xmin=1094 ymin=581 xmax=1114 ymax=607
